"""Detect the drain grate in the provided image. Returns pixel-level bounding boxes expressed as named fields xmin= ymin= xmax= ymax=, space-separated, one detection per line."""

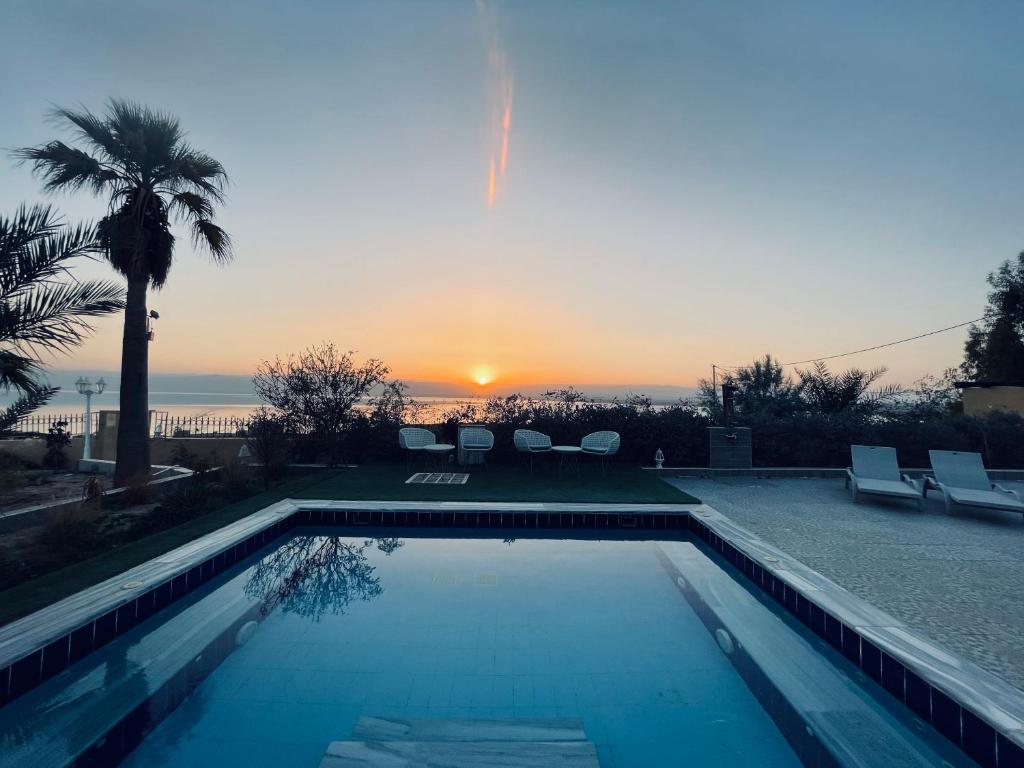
xmin=405 ymin=472 xmax=469 ymax=485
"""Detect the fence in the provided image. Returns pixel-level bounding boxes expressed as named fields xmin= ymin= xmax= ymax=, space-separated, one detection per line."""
xmin=7 ymin=413 xmax=97 ymax=437
xmin=153 ymin=413 xmax=251 ymax=438
xmin=4 ymin=412 xmax=251 ymax=439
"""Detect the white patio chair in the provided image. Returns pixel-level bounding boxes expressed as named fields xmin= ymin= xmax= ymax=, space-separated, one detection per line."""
xmin=513 ymin=429 xmax=552 ymax=473
xmin=459 ymin=426 xmax=495 ymax=468
xmin=845 ymin=445 xmax=923 ymax=508
xmin=399 ymin=427 xmax=437 ymax=470
xmin=926 ymin=450 xmax=1024 ymax=516
xmin=581 ymin=430 xmax=620 ymax=475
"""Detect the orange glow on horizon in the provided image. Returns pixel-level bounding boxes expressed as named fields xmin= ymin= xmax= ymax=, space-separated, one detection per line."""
xmin=470 ymin=364 xmax=496 ymax=386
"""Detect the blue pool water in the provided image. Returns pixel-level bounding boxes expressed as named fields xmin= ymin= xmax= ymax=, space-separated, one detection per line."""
xmin=119 ymin=535 xmax=800 ymax=767
xmin=0 ymin=530 xmax=977 ymax=768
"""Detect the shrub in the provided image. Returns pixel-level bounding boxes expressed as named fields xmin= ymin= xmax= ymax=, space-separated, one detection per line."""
xmin=0 ymin=469 xmax=26 ymax=493
xmin=246 ymin=407 xmax=291 ymax=487
xmin=42 ymin=421 xmax=71 ymax=469
xmin=157 ymin=481 xmax=210 ymax=524
xmin=169 ymin=441 xmax=195 ymax=469
xmin=119 ymin=474 xmax=156 ymax=507
xmin=40 ymin=504 xmax=103 ymax=555
xmin=81 ymin=475 xmax=105 ymax=509
xmin=219 ymin=458 xmax=255 ymax=500
xmin=0 ymin=449 xmax=32 ymax=471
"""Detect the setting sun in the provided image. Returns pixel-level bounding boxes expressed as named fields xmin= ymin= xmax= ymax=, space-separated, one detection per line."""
xmin=471 ymin=365 xmax=495 ymax=386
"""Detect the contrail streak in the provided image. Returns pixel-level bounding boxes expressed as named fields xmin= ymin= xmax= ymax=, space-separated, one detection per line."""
xmin=480 ymin=1 xmax=513 ymax=209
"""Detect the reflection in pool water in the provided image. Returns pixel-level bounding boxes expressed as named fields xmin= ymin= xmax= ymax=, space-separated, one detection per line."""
xmin=244 ymin=536 xmax=404 ymax=620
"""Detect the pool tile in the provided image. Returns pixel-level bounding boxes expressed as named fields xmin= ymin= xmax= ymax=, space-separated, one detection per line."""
xmin=9 ymin=650 xmax=41 ymax=699
xmin=93 ymin=610 xmax=117 ymax=647
xmin=997 ymin=733 xmax=1024 ymax=768
xmin=840 ymin=624 xmax=861 ymax=666
xmin=962 ymin=707 xmax=997 ymax=767
xmin=40 ymin=635 xmax=70 ymax=680
xmin=931 ymin=687 xmax=962 ymax=747
xmin=860 ymin=638 xmax=882 ymax=683
xmin=905 ymin=668 xmax=931 ymax=720
xmin=880 ymin=652 xmax=905 ymax=700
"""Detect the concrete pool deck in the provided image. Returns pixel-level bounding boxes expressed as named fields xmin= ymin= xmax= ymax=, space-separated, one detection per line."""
xmin=662 ymin=475 xmax=1024 ymax=691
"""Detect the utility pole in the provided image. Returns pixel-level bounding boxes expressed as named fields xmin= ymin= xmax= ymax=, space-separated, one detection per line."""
xmin=711 ymin=364 xmax=719 ymax=423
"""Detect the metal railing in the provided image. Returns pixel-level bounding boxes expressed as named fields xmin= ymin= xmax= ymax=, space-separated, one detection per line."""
xmin=152 ymin=413 xmax=251 ymax=438
xmin=6 ymin=413 xmax=97 ymax=437
xmin=2 ymin=412 xmax=251 ymax=439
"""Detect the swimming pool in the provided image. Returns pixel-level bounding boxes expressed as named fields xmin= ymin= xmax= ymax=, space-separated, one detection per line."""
xmin=0 ymin=522 xmax=978 ymax=767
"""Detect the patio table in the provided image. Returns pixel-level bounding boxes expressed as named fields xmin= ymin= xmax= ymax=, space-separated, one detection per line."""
xmin=552 ymin=445 xmax=582 ymax=479
xmin=422 ymin=443 xmax=455 ymax=471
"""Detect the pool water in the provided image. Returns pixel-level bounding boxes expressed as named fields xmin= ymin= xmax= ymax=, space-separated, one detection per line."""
xmin=117 ymin=534 xmax=800 ymax=767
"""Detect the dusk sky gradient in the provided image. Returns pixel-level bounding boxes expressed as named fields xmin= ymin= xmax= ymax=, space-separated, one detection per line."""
xmin=2 ymin=0 xmax=1022 ymax=392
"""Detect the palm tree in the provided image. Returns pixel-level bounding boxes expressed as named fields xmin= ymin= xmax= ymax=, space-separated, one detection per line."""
xmin=15 ymin=100 xmax=232 ymax=484
xmin=796 ymin=361 xmax=903 ymax=415
xmin=0 ymin=205 xmax=125 ymax=432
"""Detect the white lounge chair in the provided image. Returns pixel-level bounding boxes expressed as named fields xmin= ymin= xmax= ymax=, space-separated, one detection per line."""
xmin=513 ymin=429 xmax=552 ymax=473
xmin=926 ymin=450 xmax=1024 ymax=516
xmin=581 ymin=430 xmax=620 ymax=474
xmin=459 ymin=426 xmax=494 ymax=467
xmin=845 ymin=445 xmax=923 ymax=508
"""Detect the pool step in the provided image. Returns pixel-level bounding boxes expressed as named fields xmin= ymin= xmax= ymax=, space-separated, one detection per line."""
xmin=352 ymin=716 xmax=588 ymax=743
xmin=319 ymin=739 xmax=599 ymax=767
xmin=320 ymin=717 xmax=599 ymax=767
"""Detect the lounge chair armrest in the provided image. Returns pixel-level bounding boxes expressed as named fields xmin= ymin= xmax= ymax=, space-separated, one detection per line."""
xmin=922 ymin=475 xmax=939 ymax=491
xmin=901 ymin=474 xmax=922 ymax=493
xmin=845 ymin=468 xmax=855 ymax=489
xmin=993 ymin=484 xmax=1022 ymax=500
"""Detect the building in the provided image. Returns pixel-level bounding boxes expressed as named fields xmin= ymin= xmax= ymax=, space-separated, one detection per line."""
xmin=953 ymin=380 xmax=1024 ymax=416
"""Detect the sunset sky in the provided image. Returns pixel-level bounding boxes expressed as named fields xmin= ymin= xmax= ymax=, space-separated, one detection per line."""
xmin=2 ymin=1 xmax=1023 ymax=393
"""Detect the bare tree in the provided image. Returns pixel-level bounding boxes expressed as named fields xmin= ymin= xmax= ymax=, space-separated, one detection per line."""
xmin=253 ymin=343 xmax=391 ymax=464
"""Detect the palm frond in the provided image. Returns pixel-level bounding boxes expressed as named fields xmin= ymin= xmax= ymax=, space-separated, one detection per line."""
xmin=107 ymin=99 xmax=185 ymax=179
xmin=0 ymin=204 xmax=62 ymax=257
xmin=0 ymin=349 xmax=44 ymax=393
xmin=169 ymin=191 xmax=214 ymax=221
xmin=192 ymin=219 xmax=233 ymax=262
xmin=0 ymin=209 xmax=100 ymax=298
xmin=12 ymin=141 xmax=111 ymax=194
xmin=159 ymin=144 xmax=228 ymax=202
xmin=0 ymin=279 xmax=126 ymax=354
xmin=50 ymin=105 xmax=125 ymax=165
xmin=0 ymin=386 xmax=57 ymax=434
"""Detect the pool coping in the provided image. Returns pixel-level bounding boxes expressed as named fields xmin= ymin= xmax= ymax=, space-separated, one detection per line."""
xmin=687 ymin=503 xmax=1024 ymax=767
xmin=0 ymin=497 xmax=1022 ymax=768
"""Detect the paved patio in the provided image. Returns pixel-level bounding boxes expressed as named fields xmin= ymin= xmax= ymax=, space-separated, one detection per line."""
xmin=663 ymin=475 xmax=1024 ymax=691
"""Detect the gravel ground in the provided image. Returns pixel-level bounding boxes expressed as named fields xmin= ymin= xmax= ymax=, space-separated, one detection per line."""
xmin=663 ymin=475 xmax=1024 ymax=691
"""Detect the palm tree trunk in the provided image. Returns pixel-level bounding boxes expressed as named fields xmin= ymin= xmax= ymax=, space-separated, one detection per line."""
xmin=113 ymin=276 xmax=151 ymax=485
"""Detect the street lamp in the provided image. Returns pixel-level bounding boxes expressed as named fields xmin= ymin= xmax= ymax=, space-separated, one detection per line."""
xmin=75 ymin=376 xmax=106 ymax=461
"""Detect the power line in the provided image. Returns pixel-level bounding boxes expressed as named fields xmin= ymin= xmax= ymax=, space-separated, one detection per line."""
xmin=713 ymin=316 xmax=986 ymax=371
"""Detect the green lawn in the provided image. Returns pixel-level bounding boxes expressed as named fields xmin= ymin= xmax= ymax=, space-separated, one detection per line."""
xmin=0 ymin=463 xmax=695 ymax=626
xmin=296 ymin=462 xmax=698 ymax=504
xmin=0 ymin=473 xmax=328 ymax=627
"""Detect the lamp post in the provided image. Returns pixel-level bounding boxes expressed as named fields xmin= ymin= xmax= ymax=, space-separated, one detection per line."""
xmin=75 ymin=376 xmax=106 ymax=461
